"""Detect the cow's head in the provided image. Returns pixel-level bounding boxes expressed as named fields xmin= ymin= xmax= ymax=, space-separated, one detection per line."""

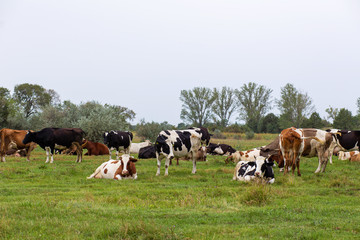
xmin=127 ymin=131 xmax=134 ymax=141
xmin=193 ymin=127 xmax=211 ymax=146
xmin=103 ymin=132 xmax=109 ymax=145
xmin=254 ymin=156 xmax=275 ymax=184
xmin=22 ymin=130 xmax=35 ymax=144
xmin=155 ymin=135 xmax=170 ymax=155
xmin=120 ymin=154 xmax=137 ymax=176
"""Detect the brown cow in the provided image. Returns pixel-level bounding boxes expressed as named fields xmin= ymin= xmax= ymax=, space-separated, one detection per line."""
xmin=82 ymin=140 xmax=109 ymax=156
xmin=0 ymin=128 xmax=37 ymax=162
xmin=279 ymin=127 xmax=305 ymax=176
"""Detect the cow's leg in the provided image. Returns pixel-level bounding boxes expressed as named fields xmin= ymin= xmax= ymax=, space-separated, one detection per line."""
xmin=50 ymin=147 xmax=55 ymax=163
xmin=108 ymin=148 xmax=112 ymax=160
xmin=315 ymin=148 xmax=323 ymax=173
xmin=72 ymin=142 xmax=82 ymax=163
xmin=45 ymin=147 xmax=51 ymax=163
xmin=26 ymin=144 xmax=35 ymax=161
xmin=192 ymin=155 xmax=197 ymax=174
xmin=116 ymin=148 xmax=120 ymax=160
xmin=156 ymin=152 xmax=162 ymax=176
xmin=0 ymin=151 xmax=5 ymax=162
xmin=164 ymin=156 xmax=172 ymax=176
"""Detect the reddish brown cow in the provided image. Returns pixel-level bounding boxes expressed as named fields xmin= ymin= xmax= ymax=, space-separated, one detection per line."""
xmin=279 ymin=127 xmax=305 ymax=176
xmin=0 ymin=128 xmax=37 ymax=162
xmin=82 ymin=140 xmax=109 ymax=156
xmin=350 ymin=153 xmax=360 ymax=162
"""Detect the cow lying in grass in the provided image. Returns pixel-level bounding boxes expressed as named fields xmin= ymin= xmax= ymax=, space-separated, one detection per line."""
xmin=233 ymin=156 xmax=275 ymax=184
xmin=338 ymin=151 xmax=359 ymax=161
xmin=225 ymin=148 xmax=261 ymax=163
xmin=87 ymin=154 xmax=138 ymax=180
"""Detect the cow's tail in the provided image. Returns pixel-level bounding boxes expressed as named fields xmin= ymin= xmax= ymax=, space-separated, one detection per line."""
xmin=301 ymin=136 xmax=325 ymax=145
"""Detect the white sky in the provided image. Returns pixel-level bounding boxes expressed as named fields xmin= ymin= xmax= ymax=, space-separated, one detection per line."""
xmin=1 ymin=0 xmax=360 ymax=125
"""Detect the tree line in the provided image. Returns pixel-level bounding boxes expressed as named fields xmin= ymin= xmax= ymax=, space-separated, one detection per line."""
xmin=179 ymin=83 xmax=360 ymax=133
xmin=1 ymin=83 xmax=360 ymax=142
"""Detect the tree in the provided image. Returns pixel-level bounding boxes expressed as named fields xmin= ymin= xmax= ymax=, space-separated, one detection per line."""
xmin=13 ymin=83 xmax=55 ymax=118
xmin=211 ymin=87 xmax=237 ymax=128
xmin=76 ymin=101 xmax=135 ymax=142
xmin=333 ymin=108 xmax=357 ymax=130
xmin=235 ymin=82 xmax=272 ymax=132
xmin=302 ymin=112 xmax=325 ymax=129
xmin=258 ymin=113 xmax=280 ymax=133
xmin=357 ymin=97 xmax=360 ymax=115
xmin=325 ymin=106 xmax=339 ymax=123
xmin=180 ymin=87 xmax=216 ymax=127
xmin=136 ymin=119 xmax=174 ymax=142
xmin=0 ymin=87 xmax=11 ymax=127
xmin=276 ymin=83 xmax=314 ymax=129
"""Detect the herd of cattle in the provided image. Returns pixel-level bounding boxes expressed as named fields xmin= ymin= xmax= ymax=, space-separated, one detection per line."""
xmin=1 ymin=127 xmax=360 ymax=183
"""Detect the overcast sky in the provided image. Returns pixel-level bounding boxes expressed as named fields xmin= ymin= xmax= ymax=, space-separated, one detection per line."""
xmin=1 ymin=0 xmax=360 ymax=125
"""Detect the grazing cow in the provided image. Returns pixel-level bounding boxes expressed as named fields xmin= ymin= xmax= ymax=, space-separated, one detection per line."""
xmin=130 ymin=140 xmax=152 ymax=154
xmin=233 ymin=156 xmax=275 ymax=184
xmin=103 ymin=131 xmax=133 ymax=160
xmin=225 ymin=148 xmax=260 ymax=163
xmin=207 ymin=143 xmax=236 ymax=156
xmin=138 ymin=146 xmax=156 ymax=159
xmin=22 ymin=128 xmax=85 ymax=163
xmin=87 ymin=154 xmax=138 ymax=180
xmin=338 ymin=151 xmax=360 ymax=161
xmin=82 ymin=140 xmax=109 ymax=156
xmin=155 ymin=127 xmax=211 ymax=176
xmin=327 ymin=129 xmax=360 ymax=152
xmin=0 ymin=128 xmax=37 ymax=162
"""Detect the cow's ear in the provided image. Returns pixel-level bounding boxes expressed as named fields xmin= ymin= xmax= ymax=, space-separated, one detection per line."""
xmin=130 ymin=157 xmax=138 ymax=162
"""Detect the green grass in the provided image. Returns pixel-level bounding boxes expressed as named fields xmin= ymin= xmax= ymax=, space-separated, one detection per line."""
xmin=1 ymin=141 xmax=360 ymax=239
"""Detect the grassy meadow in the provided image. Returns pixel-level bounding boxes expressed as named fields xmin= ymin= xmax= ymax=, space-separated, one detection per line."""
xmin=1 ymin=134 xmax=360 ymax=239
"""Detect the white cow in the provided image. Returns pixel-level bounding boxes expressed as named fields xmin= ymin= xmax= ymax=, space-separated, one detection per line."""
xmin=87 ymin=154 xmax=138 ymax=180
xmin=338 ymin=151 xmax=359 ymax=160
xmin=130 ymin=140 xmax=152 ymax=154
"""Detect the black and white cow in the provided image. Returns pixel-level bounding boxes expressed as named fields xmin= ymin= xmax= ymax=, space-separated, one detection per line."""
xmin=233 ymin=156 xmax=275 ymax=184
xmin=103 ymin=131 xmax=133 ymax=160
xmin=206 ymin=143 xmax=236 ymax=156
xmin=327 ymin=129 xmax=360 ymax=152
xmin=22 ymin=128 xmax=85 ymax=163
xmin=155 ymin=127 xmax=211 ymax=176
xmin=138 ymin=146 xmax=156 ymax=159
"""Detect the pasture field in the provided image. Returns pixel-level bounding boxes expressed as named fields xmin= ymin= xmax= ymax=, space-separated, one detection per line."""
xmin=1 ymin=137 xmax=360 ymax=239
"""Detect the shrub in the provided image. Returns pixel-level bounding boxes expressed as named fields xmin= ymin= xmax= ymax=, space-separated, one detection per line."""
xmin=245 ymin=130 xmax=255 ymax=139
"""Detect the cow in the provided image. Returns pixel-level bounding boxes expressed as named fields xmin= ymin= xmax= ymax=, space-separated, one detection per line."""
xmin=0 ymin=128 xmax=37 ymax=162
xmin=233 ymin=156 xmax=275 ymax=184
xmin=22 ymin=128 xmax=85 ymax=163
xmin=155 ymin=127 xmax=211 ymax=176
xmin=261 ymin=128 xmax=333 ymax=174
xmin=5 ymin=149 xmax=27 ymax=157
xmin=82 ymin=140 xmax=109 ymax=156
xmin=225 ymin=148 xmax=261 ymax=163
xmin=338 ymin=151 xmax=360 ymax=161
xmin=130 ymin=140 xmax=151 ymax=154
xmin=207 ymin=143 xmax=236 ymax=156
xmin=138 ymin=146 xmax=156 ymax=159
xmin=87 ymin=154 xmax=138 ymax=180
xmin=327 ymin=129 xmax=360 ymax=152
xmin=103 ymin=131 xmax=133 ymax=160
